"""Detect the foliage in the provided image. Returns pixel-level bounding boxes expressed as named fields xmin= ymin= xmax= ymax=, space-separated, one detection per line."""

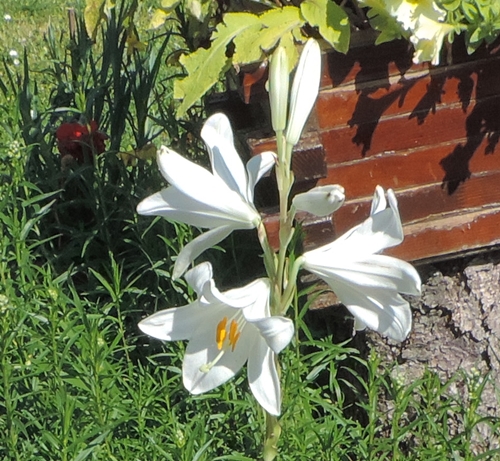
xmin=441 ymin=0 xmax=500 ymax=53
xmin=1 ymin=1 xmax=500 ymax=460
xmin=165 ymin=0 xmax=350 ymax=117
xmin=144 ymin=0 xmax=500 ymax=116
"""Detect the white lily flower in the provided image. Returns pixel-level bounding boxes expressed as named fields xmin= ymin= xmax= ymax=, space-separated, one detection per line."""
xmin=285 ymin=39 xmax=321 ymax=146
xmin=360 ymin=0 xmax=453 ymax=64
xmin=388 ymin=0 xmax=451 ymax=65
xmin=410 ymin=15 xmax=454 ymax=65
xmin=386 ymin=0 xmax=445 ymax=31
xmin=299 ymin=186 xmax=421 ymax=342
xmin=137 ymin=113 xmax=276 ymax=279
xmin=292 ymin=185 xmax=345 ymax=217
xmin=139 ymin=262 xmax=294 ymax=415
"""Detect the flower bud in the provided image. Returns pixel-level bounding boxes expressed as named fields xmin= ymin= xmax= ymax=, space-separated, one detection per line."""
xmin=285 ymin=39 xmax=321 ymax=146
xmin=292 ymin=185 xmax=345 ymax=217
xmin=268 ymin=46 xmax=289 ymax=132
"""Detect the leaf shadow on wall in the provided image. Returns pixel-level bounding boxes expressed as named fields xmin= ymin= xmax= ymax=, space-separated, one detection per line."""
xmin=409 ymin=36 xmax=500 ymax=194
xmin=438 ymin=62 xmax=500 ymax=194
xmin=326 ymin=39 xmax=418 ymax=157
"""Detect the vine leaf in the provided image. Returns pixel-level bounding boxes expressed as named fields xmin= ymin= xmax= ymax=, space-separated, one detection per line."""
xmin=174 ymin=12 xmax=261 ymax=117
xmin=300 ymin=0 xmax=350 ymax=53
xmin=174 ymin=8 xmax=307 ymax=117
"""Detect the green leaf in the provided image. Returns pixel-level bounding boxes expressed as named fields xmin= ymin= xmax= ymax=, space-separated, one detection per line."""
xmin=441 ymin=0 xmax=461 ymax=12
xmin=84 ymin=0 xmax=107 ymax=41
xmin=301 ymin=0 xmax=350 ymax=53
xmin=462 ymin=1 xmax=479 ymax=22
xmin=357 ymin=0 xmax=406 ymax=44
xmin=174 ymin=12 xmax=261 ymax=117
xmin=232 ymin=7 xmax=304 ymax=66
xmin=259 ymin=6 xmax=304 ymax=51
xmin=279 ymin=30 xmax=300 ymax=71
xmin=150 ymin=8 xmax=171 ymax=29
xmin=233 ymin=23 xmax=266 ymax=65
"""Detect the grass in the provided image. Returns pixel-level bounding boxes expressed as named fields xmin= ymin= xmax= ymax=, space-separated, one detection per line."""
xmin=1 ymin=1 xmax=500 ymax=460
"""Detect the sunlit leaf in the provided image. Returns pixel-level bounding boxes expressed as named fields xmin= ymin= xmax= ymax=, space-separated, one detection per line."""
xmin=301 ymin=0 xmax=350 ymax=53
xmin=174 ymin=12 xmax=261 ymax=117
xmin=84 ymin=0 xmax=107 ymax=41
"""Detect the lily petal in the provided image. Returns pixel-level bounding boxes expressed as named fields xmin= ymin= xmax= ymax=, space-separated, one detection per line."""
xmin=370 ymin=185 xmax=387 ymax=215
xmin=155 ymin=148 xmax=258 ymax=225
xmin=305 ymin=255 xmax=420 ymax=295
xmin=293 ymin=185 xmax=345 ymax=217
xmin=246 ymin=151 xmax=276 ymax=203
xmin=183 ymin=309 xmax=253 ymax=394
xmin=201 ymin=113 xmax=248 ymax=200
xmin=173 ymin=226 xmax=234 ymax=280
xmin=202 ymin=278 xmax=270 ymax=310
xmin=138 ymin=301 xmax=203 ymax=341
xmin=250 ymin=316 xmax=294 ymax=354
xmin=137 ymin=188 xmax=255 ymax=228
xmin=248 ymin=338 xmax=281 ymax=415
xmin=334 ymin=281 xmax=412 ymax=341
xmin=333 ymin=207 xmax=403 ymax=256
xmin=184 ymin=262 xmax=213 ymax=297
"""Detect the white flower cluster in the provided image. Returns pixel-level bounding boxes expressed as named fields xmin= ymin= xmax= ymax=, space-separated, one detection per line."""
xmin=137 ymin=40 xmax=421 ymax=416
xmin=360 ymin=0 xmax=455 ymax=65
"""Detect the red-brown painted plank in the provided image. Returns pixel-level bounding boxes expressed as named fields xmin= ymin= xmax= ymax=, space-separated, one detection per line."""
xmin=320 ymin=133 xmax=500 ymax=198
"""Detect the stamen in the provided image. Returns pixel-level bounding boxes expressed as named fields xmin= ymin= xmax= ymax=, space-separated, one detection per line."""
xmin=229 ymin=320 xmax=241 ymax=351
xmin=216 ymin=317 xmax=228 ymax=350
xmin=199 ymin=349 xmax=225 ymax=373
xmin=200 ymin=315 xmax=244 ymax=373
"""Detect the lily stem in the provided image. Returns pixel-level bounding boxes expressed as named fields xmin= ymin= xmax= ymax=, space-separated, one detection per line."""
xmin=263 ymin=411 xmax=281 ymax=461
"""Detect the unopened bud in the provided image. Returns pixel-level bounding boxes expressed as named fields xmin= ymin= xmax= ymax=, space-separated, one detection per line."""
xmin=268 ymin=46 xmax=289 ymax=132
xmin=292 ymin=185 xmax=345 ymax=217
xmin=285 ymin=39 xmax=321 ymax=146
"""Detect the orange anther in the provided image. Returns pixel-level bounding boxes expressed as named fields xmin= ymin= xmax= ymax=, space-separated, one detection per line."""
xmin=216 ymin=317 xmax=228 ymax=350
xmin=229 ymin=320 xmax=241 ymax=351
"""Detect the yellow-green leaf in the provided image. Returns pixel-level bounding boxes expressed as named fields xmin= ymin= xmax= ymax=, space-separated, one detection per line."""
xmin=233 ymin=23 xmax=265 ymax=65
xmin=233 ymin=7 xmax=305 ymax=66
xmin=301 ymin=0 xmax=350 ymax=53
xmin=174 ymin=12 xmax=261 ymax=117
xmin=84 ymin=0 xmax=106 ymax=41
xmin=279 ymin=31 xmax=299 ymax=72
xmin=258 ymin=6 xmax=304 ymax=51
xmin=150 ymin=8 xmax=170 ymax=30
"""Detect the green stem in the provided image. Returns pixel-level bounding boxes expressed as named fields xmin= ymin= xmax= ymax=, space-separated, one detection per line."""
xmin=280 ymin=257 xmax=302 ymax=316
xmin=263 ymin=411 xmax=281 ymax=461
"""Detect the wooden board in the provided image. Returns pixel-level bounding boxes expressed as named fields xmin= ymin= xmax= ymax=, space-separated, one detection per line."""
xmin=213 ymin=34 xmax=500 ymax=264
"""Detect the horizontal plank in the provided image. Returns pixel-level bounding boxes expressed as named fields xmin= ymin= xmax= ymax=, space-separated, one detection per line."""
xmin=264 ymin=203 xmax=500 ymax=263
xmin=316 ymin=54 xmax=500 ymax=130
xmin=329 ymin=170 xmax=500 ymax=232
xmin=319 ymin=93 xmax=500 ymax=162
xmin=320 ymin=133 xmax=500 ymax=198
xmin=387 ymin=207 xmax=500 ymax=262
xmin=319 ymin=33 xmax=500 ymax=89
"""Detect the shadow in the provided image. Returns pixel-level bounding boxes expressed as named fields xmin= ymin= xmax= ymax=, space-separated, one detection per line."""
xmin=349 ymin=87 xmax=410 ymax=156
xmin=439 ymin=53 xmax=500 ymax=193
xmin=328 ymin=39 xmax=418 ymax=156
xmin=330 ymin=33 xmax=500 ymax=192
xmin=408 ymin=73 xmax=447 ymax=124
xmin=302 ymin=302 xmax=370 ymax=425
